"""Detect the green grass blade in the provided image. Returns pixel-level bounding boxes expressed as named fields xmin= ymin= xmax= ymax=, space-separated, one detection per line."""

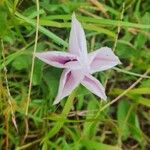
xmin=15 ymin=12 xmax=68 ymax=47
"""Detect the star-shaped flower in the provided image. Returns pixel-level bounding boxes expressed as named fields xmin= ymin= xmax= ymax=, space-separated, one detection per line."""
xmin=36 ymin=13 xmax=121 ymax=105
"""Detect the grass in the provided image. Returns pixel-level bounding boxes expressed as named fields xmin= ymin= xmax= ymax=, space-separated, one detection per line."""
xmin=0 ymin=0 xmax=150 ymax=149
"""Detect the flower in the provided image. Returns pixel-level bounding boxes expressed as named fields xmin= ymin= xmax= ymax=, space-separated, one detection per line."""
xmin=35 ymin=13 xmax=121 ymax=105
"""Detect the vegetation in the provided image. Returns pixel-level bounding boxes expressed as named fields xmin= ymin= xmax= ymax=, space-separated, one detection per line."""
xmin=0 ymin=0 xmax=150 ymax=149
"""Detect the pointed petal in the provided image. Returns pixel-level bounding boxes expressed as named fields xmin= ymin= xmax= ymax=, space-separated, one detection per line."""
xmin=35 ymin=51 xmax=81 ymax=69
xmin=53 ymin=69 xmax=84 ymax=105
xmin=69 ymin=13 xmax=87 ymax=60
xmin=88 ymin=47 xmax=121 ymax=73
xmin=81 ymin=74 xmax=107 ymax=100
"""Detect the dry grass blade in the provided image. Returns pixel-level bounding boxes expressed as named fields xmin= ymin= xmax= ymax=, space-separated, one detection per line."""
xmin=79 ymin=8 xmax=100 ymax=18
xmin=104 ymin=3 xmax=125 ymax=87
xmin=89 ymin=0 xmax=109 ymax=18
xmin=1 ymin=39 xmax=18 ymax=149
xmin=23 ymin=0 xmax=39 ymax=143
xmin=100 ymin=68 xmax=150 ymax=112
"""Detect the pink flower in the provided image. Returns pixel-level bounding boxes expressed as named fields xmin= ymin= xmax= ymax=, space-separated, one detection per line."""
xmin=36 ymin=13 xmax=121 ymax=105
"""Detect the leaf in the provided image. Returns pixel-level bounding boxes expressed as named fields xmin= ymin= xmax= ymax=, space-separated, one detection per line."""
xmin=32 ymin=60 xmax=44 ymax=86
xmin=76 ymin=85 xmax=89 ymax=110
xmin=117 ymin=100 xmax=130 ymax=140
xmin=39 ymin=19 xmax=115 ymax=37
xmin=12 ymin=55 xmax=30 ymax=70
xmin=117 ymin=100 xmax=143 ymax=143
xmin=15 ymin=12 xmax=68 ymax=47
xmin=140 ymin=79 xmax=150 ymax=87
xmin=43 ymin=88 xmax=78 ymax=142
xmin=81 ymin=139 xmax=121 ymax=150
xmin=129 ymin=95 xmax=150 ymax=108
xmin=64 ymin=127 xmax=80 ymax=142
xmin=135 ymin=33 xmax=147 ymax=49
xmin=0 ymin=5 xmax=7 ymax=37
xmin=43 ymin=14 xmax=150 ymax=29
xmin=128 ymin=109 xmax=143 ymax=143
xmin=83 ymin=95 xmax=99 ymax=138
xmin=32 ymin=42 xmax=46 ymax=85
xmin=62 ymin=139 xmax=70 ymax=150
xmin=135 ymin=13 xmax=150 ymax=49
xmin=111 ymin=87 xmax=150 ymax=95
xmin=42 ymin=68 xmax=61 ymax=100
xmin=116 ymin=42 xmax=135 ymax=59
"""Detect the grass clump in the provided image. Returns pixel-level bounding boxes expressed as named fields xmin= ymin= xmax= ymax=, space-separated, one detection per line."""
xmin=0 ymin=0 xmax=150 ymax=149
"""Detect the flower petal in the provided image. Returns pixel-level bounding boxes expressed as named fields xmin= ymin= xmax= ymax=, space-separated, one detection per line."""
xmin=69 ymin=13 xmax=87 ymax=61
xmin=35 ymin=51 xmax=81 ymax=69
xmin=88 ymin=47 xmax=121 ymax=73
xmin=81 ymin=74 xmax=107 ymax=100
xmin=53 ymin=69 xmax=84 ymax=105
